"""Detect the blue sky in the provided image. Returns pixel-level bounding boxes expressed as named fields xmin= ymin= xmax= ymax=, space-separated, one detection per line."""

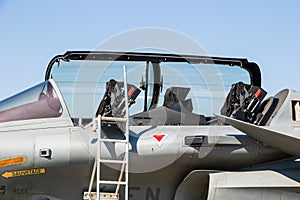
xmin=0 ymin=1 xmax=299 ymax=100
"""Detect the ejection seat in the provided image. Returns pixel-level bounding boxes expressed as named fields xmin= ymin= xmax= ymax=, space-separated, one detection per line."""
xmin=221 ymin=82 xmax=267 ymax=124
xmin=221 ymin=82 xmax=289 ymax=126
xmin=96 ymin=79 xmax=141 ymax=118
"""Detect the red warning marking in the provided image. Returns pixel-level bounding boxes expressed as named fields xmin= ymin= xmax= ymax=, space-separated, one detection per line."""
xmin=128 ymin=87 xmax=136 ymax=96
xmin=153 ymin=135 xmax=165 ymax=142
xmin=254 ymin=89 xmax=262 ymax=98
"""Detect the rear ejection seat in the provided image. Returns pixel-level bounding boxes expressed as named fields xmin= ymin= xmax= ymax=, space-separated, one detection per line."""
xmin=222 ymin=82 xmax=289 ymax=126
xmin=221 ymin=82 xmax=267 ymax=123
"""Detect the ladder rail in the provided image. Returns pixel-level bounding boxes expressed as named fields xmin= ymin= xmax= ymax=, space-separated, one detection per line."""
xmin=115 ymin=162 xmax=126 ymax=195
xmin=97 ymin=115 xmax=101 ymax=200
xmin=87 ymin=158 xmax=97 ymax=199
xmin=123 ymin=65 xmax=129 ymax=200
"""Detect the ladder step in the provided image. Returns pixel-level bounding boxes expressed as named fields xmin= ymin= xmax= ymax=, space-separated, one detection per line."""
xmin=99 ymin=180 xmax=127 ymax=185
xmin=101 ymin=116 xmax=127 ymax=123
xmin=83 ymin=192 xmax=119 ymax=200
xmin=99 ymin=159 xmax=126 ymax=164
xmin=100 ymin=138 xmax=128 ymax=143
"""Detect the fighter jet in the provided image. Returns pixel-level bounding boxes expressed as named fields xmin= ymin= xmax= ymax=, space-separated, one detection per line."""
xmin=0 ymin=51 xmax=296 ymax=200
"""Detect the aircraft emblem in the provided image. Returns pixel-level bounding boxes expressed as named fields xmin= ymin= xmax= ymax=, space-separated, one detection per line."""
xmin=153 ymin=134 xmax=167 ymax=146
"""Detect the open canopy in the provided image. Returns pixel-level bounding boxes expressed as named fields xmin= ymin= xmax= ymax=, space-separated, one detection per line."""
xmin=45 ymin=51 xmax=261 ymax=122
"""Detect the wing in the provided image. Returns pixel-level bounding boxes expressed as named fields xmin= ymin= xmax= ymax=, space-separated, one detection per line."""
xmin=216 ymin=114 xmax=300 ymax=157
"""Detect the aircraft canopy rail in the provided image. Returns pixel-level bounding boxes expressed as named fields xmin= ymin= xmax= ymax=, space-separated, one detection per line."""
xmin=45 ymin=51 xmax=261 ymax=87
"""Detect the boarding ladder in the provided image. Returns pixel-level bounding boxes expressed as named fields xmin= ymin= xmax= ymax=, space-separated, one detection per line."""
xmin=84 ymin=66 xmax=129 ymax=200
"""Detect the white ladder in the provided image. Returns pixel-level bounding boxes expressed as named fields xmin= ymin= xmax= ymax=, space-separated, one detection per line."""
xmin=84 ymin=65 xmax=129 ymax=200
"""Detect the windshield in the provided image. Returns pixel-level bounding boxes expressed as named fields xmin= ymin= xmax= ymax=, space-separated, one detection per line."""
xmin=49 ymin=57 xmax=250 ymax=119
xmin=0 ymin=81 xmax=62 ymax=123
